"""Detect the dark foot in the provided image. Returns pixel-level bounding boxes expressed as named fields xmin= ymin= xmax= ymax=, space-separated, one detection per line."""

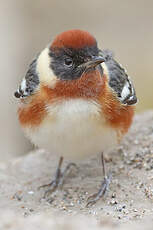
xmin=86 ymin=152 xmax=112 ymax=207
xmin=86 ymin=173 xmax=112 ymax=207
xmin=39 ymin=157 xmax=77 ymax=198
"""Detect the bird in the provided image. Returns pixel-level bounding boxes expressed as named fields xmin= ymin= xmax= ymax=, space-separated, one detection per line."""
xmin=14 ymin=29 xmax=137 ymax=206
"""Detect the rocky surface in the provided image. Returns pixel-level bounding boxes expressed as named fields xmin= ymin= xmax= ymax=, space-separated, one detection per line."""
xmin=0 ymin=111 xmax=153 ymax=229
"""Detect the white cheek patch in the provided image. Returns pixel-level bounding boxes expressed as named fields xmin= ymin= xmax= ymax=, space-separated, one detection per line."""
xmin=37 ymin=47 xmax=57 ymax=88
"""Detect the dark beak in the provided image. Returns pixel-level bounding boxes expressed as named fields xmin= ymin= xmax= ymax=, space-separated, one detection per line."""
xmin=80 ymin=56 xmax=105 ymax=70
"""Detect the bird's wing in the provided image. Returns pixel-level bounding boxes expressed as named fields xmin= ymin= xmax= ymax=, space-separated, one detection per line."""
xmin=14 ymin=57 xmax=39 ymax=98
xmin=100 ymin=49 xmax=137 ymax=105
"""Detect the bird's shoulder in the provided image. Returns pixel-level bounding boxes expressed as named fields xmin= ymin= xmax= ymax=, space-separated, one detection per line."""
xmin=99 ymin=49 xmax=137 ymax=105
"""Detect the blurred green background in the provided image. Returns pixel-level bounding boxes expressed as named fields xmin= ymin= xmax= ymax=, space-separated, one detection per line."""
xmin=0 ymin=0 xmax=153 ymax=160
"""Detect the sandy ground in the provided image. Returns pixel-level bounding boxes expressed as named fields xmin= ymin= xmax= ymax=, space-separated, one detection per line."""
xmin=0 ymin=111 xmax=153 ymax=229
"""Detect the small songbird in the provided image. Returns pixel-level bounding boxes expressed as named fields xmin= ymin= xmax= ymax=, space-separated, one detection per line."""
xmin=14 ymin=29 xmax=137 ymax=206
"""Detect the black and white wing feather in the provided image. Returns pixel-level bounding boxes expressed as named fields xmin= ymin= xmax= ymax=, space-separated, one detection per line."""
xmin=100 ymin=49 xmax=137 ymax=105
xmin=14 ymin=57 xmax=39 ymax=98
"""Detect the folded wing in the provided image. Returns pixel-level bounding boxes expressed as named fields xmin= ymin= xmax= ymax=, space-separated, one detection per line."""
xmin=100 ymin=49 xmax=137 ymax=105
xmin=14 ymin=57 xmax=39 ymax=98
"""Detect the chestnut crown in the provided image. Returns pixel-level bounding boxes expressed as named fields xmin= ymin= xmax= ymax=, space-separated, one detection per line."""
xmin=49 ymin=30 xmax=103 ymax=80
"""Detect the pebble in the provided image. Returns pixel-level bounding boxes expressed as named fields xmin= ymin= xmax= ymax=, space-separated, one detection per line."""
xmin=28 ymin=191 xmax=34 ymax=195
xmin=133 ymin=209 xmax=138 ymax=212
xmin=111 ymin=193 xmax=116 ymax=198
xmin=110 ymin=199 xmax=118 ymax=205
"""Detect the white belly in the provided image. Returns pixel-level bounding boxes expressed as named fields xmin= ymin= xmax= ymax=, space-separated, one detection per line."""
xmin=24 ymin=99 xmax=118 ymax=160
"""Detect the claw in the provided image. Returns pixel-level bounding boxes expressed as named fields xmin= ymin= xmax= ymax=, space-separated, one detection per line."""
xmin=86 ymin=173 xmax=112 ymax=207
xmin=38 ymin=157 xmax=78 ymax=198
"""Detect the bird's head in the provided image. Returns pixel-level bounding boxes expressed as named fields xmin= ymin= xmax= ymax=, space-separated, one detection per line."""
xmin=37 ymin=29 xmax=105 ymax=87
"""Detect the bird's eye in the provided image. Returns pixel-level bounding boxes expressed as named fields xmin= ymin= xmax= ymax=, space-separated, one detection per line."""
xmin=64 ymin=58 xmax=73 ymax=66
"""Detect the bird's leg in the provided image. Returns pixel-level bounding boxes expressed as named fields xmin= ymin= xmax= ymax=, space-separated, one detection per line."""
xmin=86 ymin=152 xmax=112 ymax=207
xmin=39 ymin=156 xmax=77 ymax=198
